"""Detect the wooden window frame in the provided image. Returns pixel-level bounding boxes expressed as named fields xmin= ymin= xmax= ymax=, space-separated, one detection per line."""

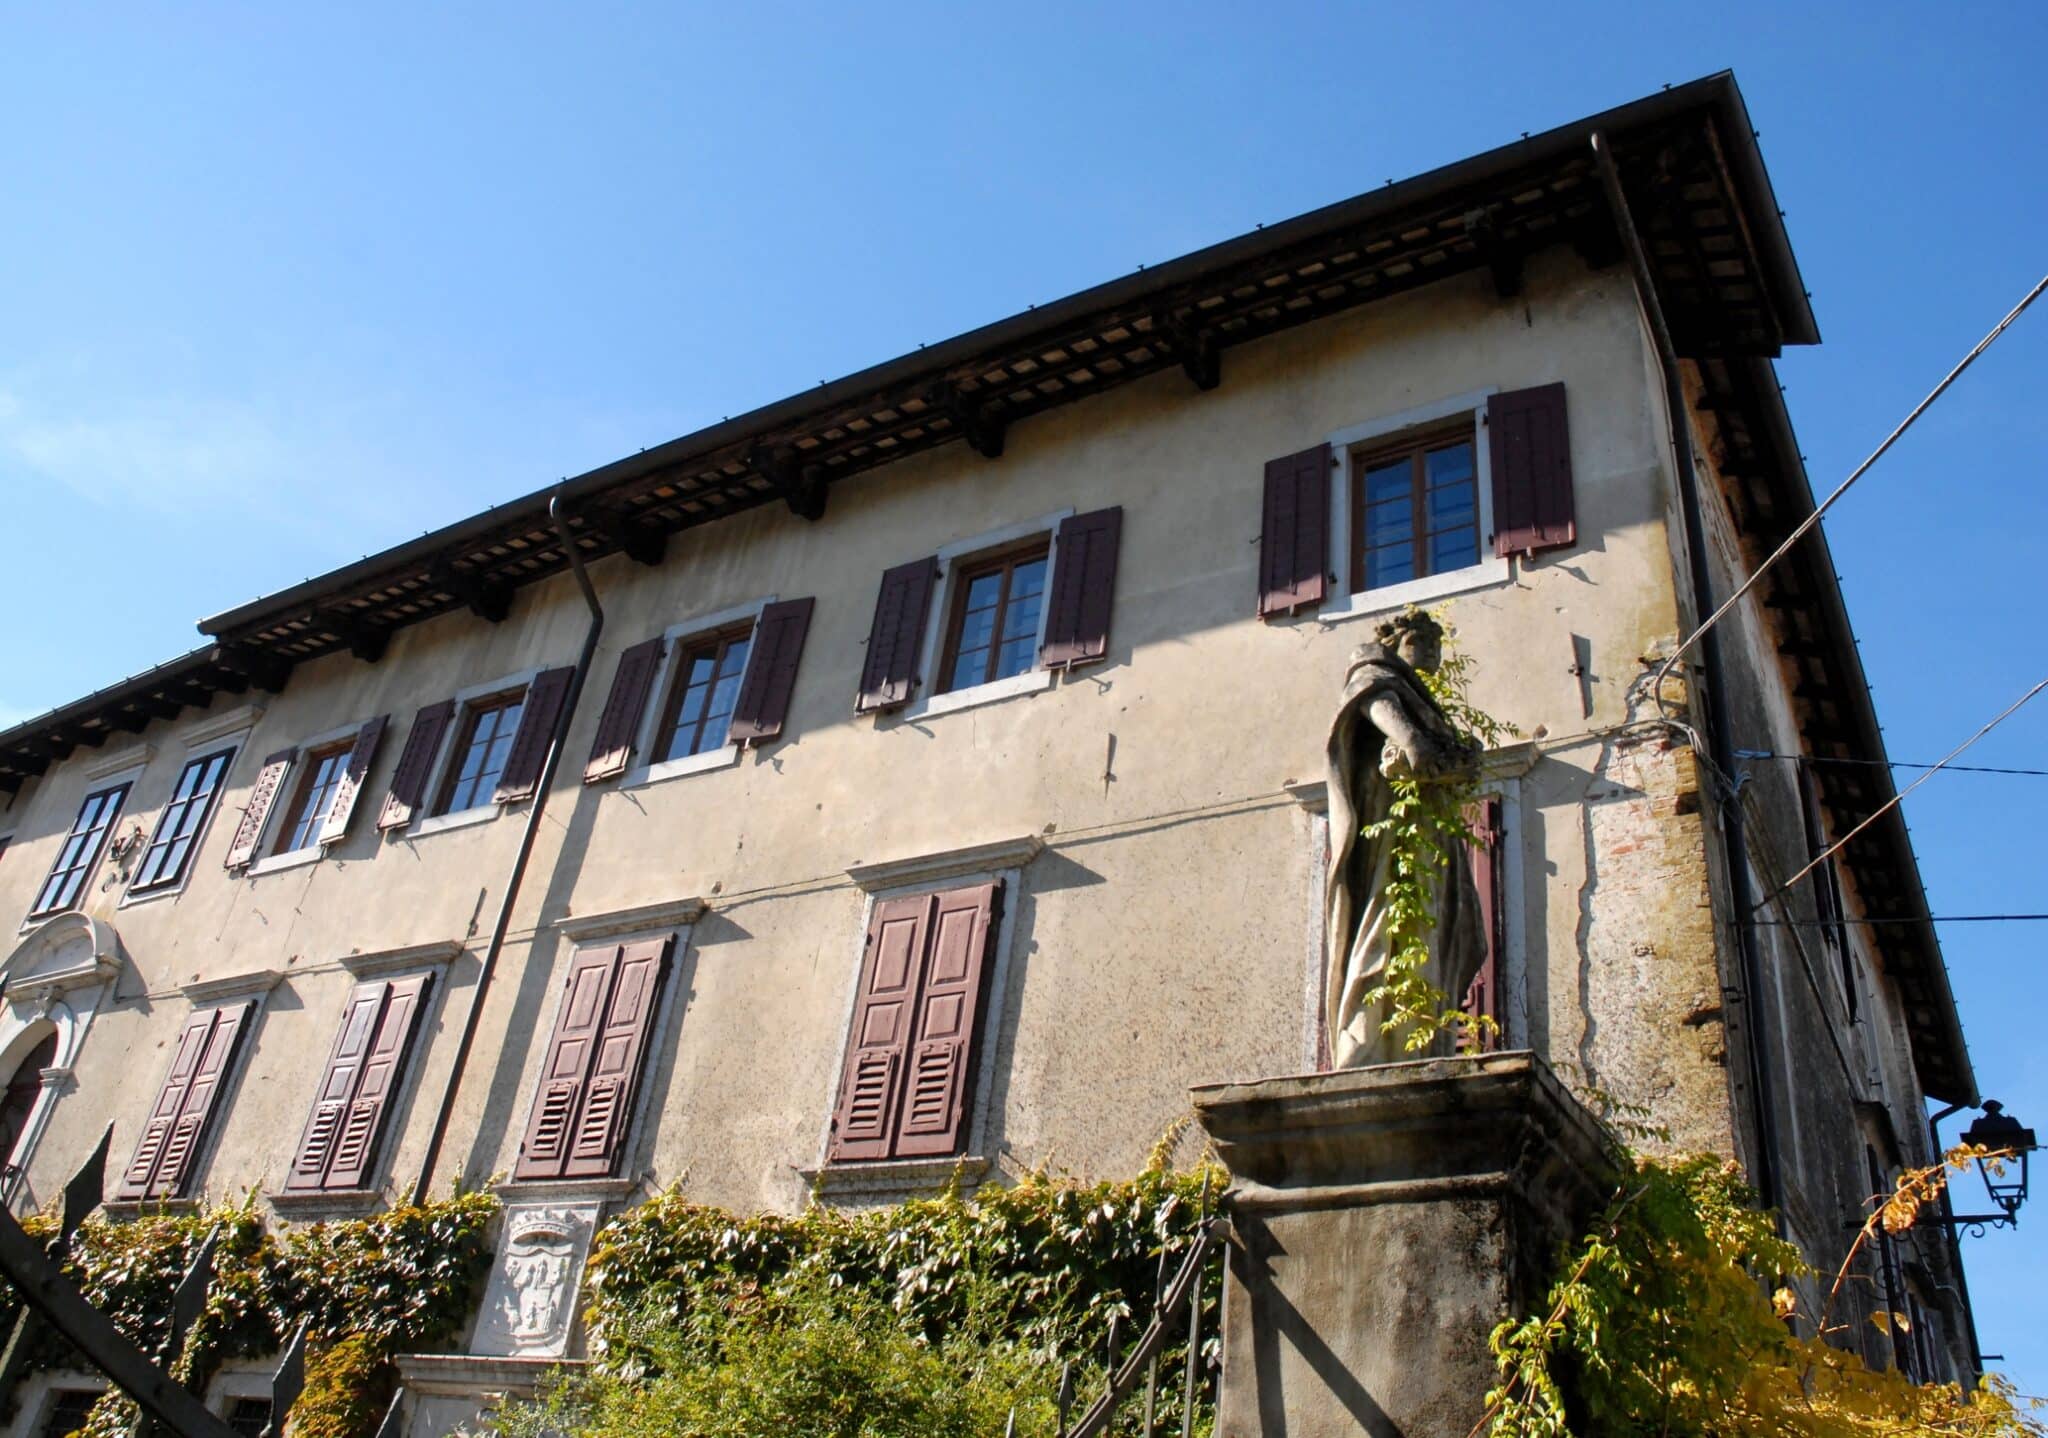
xmin=1348 ymin=417 xmax=1482 ymax=595
xmin=432 ymin=687 xmax=528 ymax=818
xmin=127 ymin=747 xmax=237 ymax=896
xmin=935 ymin=537 xmax=1053 ymax=696
xmin=650 ymin=621 xmax=756 ymax=765
xmin=270 ymin=741 xmax=356 ymax=858
xmin=28 ymin=781 xmax=134 ymax=919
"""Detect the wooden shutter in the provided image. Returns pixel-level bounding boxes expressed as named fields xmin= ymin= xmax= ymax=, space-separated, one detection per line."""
xmin=1258 ymin=444 xmax=1330 ymax=618
xmin=1041 ymin=508 xmax=1123 ymax=669
xmin=516 ymin=949 xmax=614 ymax=1180
xmin=1488 ymin=383 xmax=1575 ymax=556
xmin=828 ymin=894 xmax=933 ymax=1161
xmin=495 ymin=666 xmax=575 ymax=803
xmin=378 ymin=700 xmax=456 ymax=831
xmin=315 ymin=716 xmax=388 ymax=846
xmin=327 ymin=972 xmax=431 ymax=1191
xmin=856 ymin=558 xmax=938 ymax=714
xmin=894 ymin=882 xmax=1002 ymax=1158
xmin=1459 ymin=798 xmax=1503 ymax=1053
xmin=223 ymin=749 xmax=295 ymax=869
xmin=117 ymin=1010 xmax=216 ymax=1199
xmin=729 ymin=598 xmax=816 ymax=745
xmin=287 ymin=982 xmax=386 ymax=1191
xmin=563 ymin=938 xmax=672 ymax=1179
xmin=584 ymin=638 xmax=664 ymax=784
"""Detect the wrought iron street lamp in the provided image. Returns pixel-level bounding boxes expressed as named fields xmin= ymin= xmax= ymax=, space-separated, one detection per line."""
xmin=1955 ymin=1101 xmax=2034 ymax=1229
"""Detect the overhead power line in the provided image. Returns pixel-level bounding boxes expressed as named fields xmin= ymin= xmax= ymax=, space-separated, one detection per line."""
xmin=1751 ymin=914 xmax=2048 ymax=927
xmin=1654 ymin=272 xmax=2048 ymax=705
xmin=1754 ymin=675 xmax=2048 ymax=911
xmin=1733 ymin=750 xmax=2048 ymax=779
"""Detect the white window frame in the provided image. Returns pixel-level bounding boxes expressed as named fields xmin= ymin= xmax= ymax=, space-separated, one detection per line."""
xmin=119 ymin=734 xmax=247 ymax=907
xmin=242 ymin=718 xmax=369 ymax=877
xmin=898 ymin=508 xmax=1073 ymax=723
xmin=621 ymin=596 xmax=778 ymax=790
xmin=408 ymin=666 xmax=545 ymax=839
xmin=1322 ymin=388 xmax=1512 ymax=623
xmin=20 ymin=763 xmax=146 ymax=934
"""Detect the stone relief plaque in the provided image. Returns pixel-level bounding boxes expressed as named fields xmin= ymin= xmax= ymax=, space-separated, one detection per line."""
xmin=469 ymin=1202 xmax=600 ymax=1358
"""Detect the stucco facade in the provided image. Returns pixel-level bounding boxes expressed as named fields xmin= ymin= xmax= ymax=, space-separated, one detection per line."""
xmin=0 ymin=73 xmax=1981 ymax=1422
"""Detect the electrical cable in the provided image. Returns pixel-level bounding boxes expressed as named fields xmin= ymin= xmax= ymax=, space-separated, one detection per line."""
xmin=1753 ymin=675 xmax=2048 ymax=911
xmin=1750 ymin=914 xmax=2048 ymax=926
xmin=1653 ymin=272 xmax=2048 ymax=706
xmin=1733 ymin=751 xmax=2048 ymax=779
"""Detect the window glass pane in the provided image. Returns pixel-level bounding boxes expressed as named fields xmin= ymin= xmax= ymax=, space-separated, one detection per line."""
xmin=1365 ymin=497 xmax=1412 ymax=547
xmin=1426 ymin=441 xmax=1475 ymax=488
xmin=1430 ymin=525 xmax=1479 ymax=573
xmin=1426 ymin=479 xmax=1475 ymax=528
xmin=1366 ymin=544 xmax=1415 ymax=589
xmin=1364 ymin=459 xmax=1411 ymax=504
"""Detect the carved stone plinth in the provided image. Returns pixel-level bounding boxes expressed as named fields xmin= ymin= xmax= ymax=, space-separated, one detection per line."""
xmin=1192 ymin=1053 xmax=1614 ymax=1438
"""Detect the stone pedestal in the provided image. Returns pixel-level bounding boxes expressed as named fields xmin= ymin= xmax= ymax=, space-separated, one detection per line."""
xmin=1192 ymin=1052 xmax=1613 ymax=1438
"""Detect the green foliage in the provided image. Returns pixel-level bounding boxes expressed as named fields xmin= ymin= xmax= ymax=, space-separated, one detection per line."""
xmin=507 ymin=1160 xmax=1226 ymax=1438
xmin=1484 ymin=1152 xmax=2048 ymax=1438
xmin=293 ymin=1333 xmax=395 ymax=1438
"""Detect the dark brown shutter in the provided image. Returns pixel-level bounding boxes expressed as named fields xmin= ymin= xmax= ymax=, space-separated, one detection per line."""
xmin=828 ymin=894 xmax=932 ymax=1161
xmin=224 ymin=749 xmax=296 ymax=869
xmin=1488 ymin=383 xmax=1575 ymax=556
xmin=378 ymin=701 xmax=456 ymax=831
xmin=328 ymin=972 xmax=431 ymax=1191
xmin=144 ymin=1002 xmax=250 ymax=1199
xmin=316 ymin=716 xmax=388 ymax=847
xmin=287 ymin=982 xmax=385 ymax=1191
xmin=856 ymin=558 xmax=938 ymax=714
xmin=585 ymin=638 xmax=664 ymax=784
xmin=729 ymin=598 xmax=815 ymax=745
xmin=1458 ymin=798 xmax=1503 ymax=1053
xmin=893 ymin=881 xmax=1002 ymax=1158
xmin=1041 ymin=508 xmax=1123 ymax=669
xmin=1258 ymin=444 xmax=1331 ymax=618
xmin=117 ymin=1010 xmax=216 ymax=1199
xmin=563 ymin=937 xmax=672 ymax=1179
xmin=516 ymin=945 xmax=620 ymax=1180
xmin=495 ymin=666 xmax=575 ymax=804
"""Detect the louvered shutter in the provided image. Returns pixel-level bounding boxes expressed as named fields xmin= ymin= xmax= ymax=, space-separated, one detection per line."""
xmin=584 ymin=639 xmax=664 ymax=784
xmin=1488 ymin=383 xmax=1575 ymax=556
xmin=327 ymin=972 xmax=431 ymax=1191
xmin=1041 ymin=508 xmax=1123 ymax=669
xmin=563 ymin=937 xmax=672 ymax=1179
xmin=224 ymin=749 xmax=296 ymax=869
xmin=856 ymin=558 xmax=938 ymax=714
xmin=316 ymin=716 xmax=388 ymax=846
xmin=495 ymin=666 xmax=575 ymax=804
xmin=153 ymin=1002 xmax=251 ymax=1198
xmin=287 ymin=982 xmax=386 ymax=1191
xmin=828 ymin=894 xmax=932 ymax=1161
xmin=1458 ymin=798 xmax=1504 ymax=1053
xmin=894 ymin=881 xmax=1002 ymax=1158
xmin=515 ymin=947 xmax=618 ymax=1180
xmin=117 ymin=1010 xmax=216 ymax=1199
xmin=1258 ymin=444 xmax=1331 ymax=618
xmin=378 ymin=701 xmax=456 ymax=831
xmin=729 ymin=598 xmax=816 ymax=745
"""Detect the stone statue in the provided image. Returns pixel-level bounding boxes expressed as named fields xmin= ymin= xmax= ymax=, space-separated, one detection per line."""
xmin=1324 ymin=611 xmax=1485 ymax=1068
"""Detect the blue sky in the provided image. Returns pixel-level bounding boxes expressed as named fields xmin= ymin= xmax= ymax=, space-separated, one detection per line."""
xmin=4 ymin=0 xmax=2043 ymax=1390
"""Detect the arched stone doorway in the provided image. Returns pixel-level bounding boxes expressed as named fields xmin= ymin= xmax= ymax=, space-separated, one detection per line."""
xmin=0 ymin=1029 xmax=58 ymax=1176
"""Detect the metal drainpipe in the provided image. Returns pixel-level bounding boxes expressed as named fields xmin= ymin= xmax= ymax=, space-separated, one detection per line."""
xmin=1928 ymin=1101 xmax=1985 ymax=1377
xmin=410 ymin=493 xmax=604 ymax=1208
xmin=1591 ymin=132 xmax=1783 ymax=1214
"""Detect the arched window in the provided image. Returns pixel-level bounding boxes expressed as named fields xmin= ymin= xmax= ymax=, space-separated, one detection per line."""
xmin=0 ymin=1032 xmax=58 ymax=1171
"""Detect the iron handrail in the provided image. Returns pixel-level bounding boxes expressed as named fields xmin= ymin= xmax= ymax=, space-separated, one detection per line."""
xmin=1057 ymin=1215 xmax=1229 ymax=1438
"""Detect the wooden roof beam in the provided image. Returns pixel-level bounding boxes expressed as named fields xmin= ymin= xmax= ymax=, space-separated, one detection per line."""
xmin=207 ymin=645 xmax=290 ymax=695
xmin=747 ymin=447 xmax=829 ymax=523
xmin=429 ymin=561 xmax=513 ymax=623
xmin=929 ymin=386 xmax=1006 ymax=460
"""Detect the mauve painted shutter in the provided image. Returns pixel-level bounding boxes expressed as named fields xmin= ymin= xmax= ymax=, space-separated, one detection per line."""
xmin=828 ymin=894 xmax=932 ymax=1161
xmin=1258 ymin=444 xmax=1330 ymax=618
xmin=378 ymin=701 xmax=456 ymax=831
xmin=728 ymin=598 xmax=815 ymax=745
xmin=585 ymin=638 xmax=664 ymax=784
xmin=563 ymin=937 xmax=672 ymax=1179
xmin=287 ymin=981 xmax=385 ymax=1192
xmin=495 ymin=666 xmax=575 ymax=804
xmin=856 ymin=558 xmax=938 ymax=714
xmin=224 ymin=748 xmax=296 ymax=869
xmin=327 ymin=971 xmax=431 ymax=1191
xmin=154 ymin=1001 xmax=251 ymax=1198
xmin=1458 ymin=798 xmax=1503 ymax=1053
xmin=1488 ymin=383 xmax=1575 ymax=556
xmin=515 ymin=947 xmax=617 ymax=1180
xmin=894 ymin=881 xmax=1002 ymax=1158
xmin=1041 ymin=508 xmax=1123 ymax=669
xmin=116 ymin=1010 xmax=216 ymax=1199
xmin=316 ymin=716 xmax=389 ymax=847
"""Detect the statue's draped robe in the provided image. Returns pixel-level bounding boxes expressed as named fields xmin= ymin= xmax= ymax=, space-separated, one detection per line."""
xmin=1324 ymin=648 xmax=1484 ymax=1068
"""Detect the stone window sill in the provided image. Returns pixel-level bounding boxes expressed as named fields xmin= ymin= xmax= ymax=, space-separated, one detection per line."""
xmin=266 ymin=1189 xmax=386 ymax=1220
xmin=491 ymin=1175 xmax=641 ymax=1201
xmin=101 ymin=1198 xmax=202 ymax=1219
xmin=795 ymin=1154 xmax=991 ymax=1199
